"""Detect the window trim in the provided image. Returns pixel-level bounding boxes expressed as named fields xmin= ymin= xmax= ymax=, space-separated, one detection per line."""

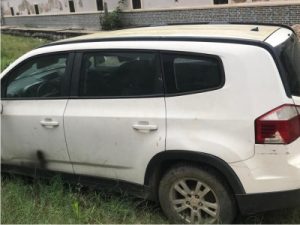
xmin=1 ymin=49 xmax=226 ymax=100
xmin=71 ymin=49 xmax=165 ymax=99
xmin=40 ymin=34 xmax=294 ymax=98
xmin=71 ymin=49 xmax=225 ymax=99
xmin=1 ymin=52 xmax=75 ymax=101
xmin=160 ymin=50 xmax=226 ymax=97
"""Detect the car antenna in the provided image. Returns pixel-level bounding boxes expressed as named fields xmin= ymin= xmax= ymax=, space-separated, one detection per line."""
xmin=251 ymin=27 xmax=259 ymax=32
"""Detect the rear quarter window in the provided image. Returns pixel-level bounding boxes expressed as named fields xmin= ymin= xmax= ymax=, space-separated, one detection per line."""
xmin=162 ymin=53 xmax=224 ymax=95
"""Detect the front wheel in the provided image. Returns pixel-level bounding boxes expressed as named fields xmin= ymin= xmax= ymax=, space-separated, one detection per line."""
xmin=158 ymin=165 xmax=236 ymax=224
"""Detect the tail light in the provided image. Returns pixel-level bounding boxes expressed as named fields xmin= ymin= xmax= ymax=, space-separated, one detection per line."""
xmin=255 ymin=104 xmax=300 ymax=144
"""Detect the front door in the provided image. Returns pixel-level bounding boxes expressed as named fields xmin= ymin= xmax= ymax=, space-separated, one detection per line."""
xmin=64 ymin=51 xmax=166 ymax=184
xmin=1 ymin=53 xmax=74 ymax=174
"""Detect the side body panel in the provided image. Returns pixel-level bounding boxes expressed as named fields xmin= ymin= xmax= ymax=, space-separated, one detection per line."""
xmin=1 ymin=100 xmax=73 ymax=173
xmin=164 ymin=43 xmax=291 ymax=163
xmin=64 ymin=98 xmax=166 ymax=184
xmin=1 ymin=40 xmax=296 ymax=192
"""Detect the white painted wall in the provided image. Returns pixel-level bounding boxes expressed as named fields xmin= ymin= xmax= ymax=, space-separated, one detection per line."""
xmin=2 ymin=0 xmax=298 ymax=16
xmin=140 ymin=0 xmax=213 ymax=10
xmin=1 ymin=0 xmax=119 ymax=16
xmin=2 ymin=0 xmax=70 ymax=15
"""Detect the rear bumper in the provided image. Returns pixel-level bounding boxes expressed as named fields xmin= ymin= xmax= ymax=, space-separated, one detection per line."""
xmin=236 ymin=188 xmax=300 ymax=215
xmin=230 ymin=138 xmax=300 ymax=193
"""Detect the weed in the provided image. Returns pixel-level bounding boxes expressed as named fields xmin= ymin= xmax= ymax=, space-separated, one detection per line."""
xmin=1 ymin=34 xmax=48 ymax=71
xmin=100 ymin=0 xmax=125 ymax=30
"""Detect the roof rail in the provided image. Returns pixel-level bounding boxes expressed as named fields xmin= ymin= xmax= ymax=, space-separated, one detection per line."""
xmin=167 ymin=22 xmax=210 ymax=26
xmin=165 ymin=21 xmax=295 ymax=33
xmin=40 ymin=22 xmax=295 ymax=48
xmin=228 ymin=22 xmax=295 ymax=33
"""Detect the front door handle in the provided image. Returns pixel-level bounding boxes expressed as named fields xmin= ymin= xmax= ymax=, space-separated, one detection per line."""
xmin=40 ymin=118 xmax=59 ymax=128
xmin=132 ymin=122 xmax=158 ymax=133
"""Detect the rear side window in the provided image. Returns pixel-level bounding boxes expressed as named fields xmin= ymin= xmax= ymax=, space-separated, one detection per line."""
xmin=276 ymin=34 xmax=300 ymax=96
xmin=162 ymin=53 xmax=224 ymax=94
xmin=79 ymin=52 xmax=163 ymax=97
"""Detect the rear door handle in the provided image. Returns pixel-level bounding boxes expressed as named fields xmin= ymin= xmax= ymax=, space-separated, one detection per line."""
xmin=40 ymin=118 xmax=59 ymax=128
xmin=132 ymin=122 xmax=158 ymax=133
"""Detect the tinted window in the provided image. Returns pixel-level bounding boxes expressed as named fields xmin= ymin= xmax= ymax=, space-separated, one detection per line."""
xmin=79 ymin=52 xmax=163 ymax=97
xmin=4 ymin=54 xmax=68 ymax=98
xmin=276 ymin=34 xmax=300 ymax=96
xmin=162 ymin=53 xmax=224 ymax=94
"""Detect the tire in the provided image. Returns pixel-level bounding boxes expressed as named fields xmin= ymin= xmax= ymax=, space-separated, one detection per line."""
xmin=158 ymin=164 xmax=236 ymax=224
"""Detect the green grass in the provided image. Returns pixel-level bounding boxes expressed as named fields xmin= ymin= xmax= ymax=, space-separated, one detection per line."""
xmin=1 ymin=34 xmax=48 ymax=71
xmin=1 ymin=34 xmax=300 ymax=224
xmin=2 ymin=175 xmax=300 ymax=224
xmin=1 ymin=175 xmax=166 ymax=224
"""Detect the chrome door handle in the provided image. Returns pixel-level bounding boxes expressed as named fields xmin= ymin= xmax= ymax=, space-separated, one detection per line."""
xmin=40 ymin=118 xmax=59 ymax=128
xmin=132 ymin=122 xmax=158 ymax=133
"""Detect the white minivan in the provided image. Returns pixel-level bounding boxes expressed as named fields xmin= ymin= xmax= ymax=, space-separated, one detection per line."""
xmin=1 ymin=24 xmax=300 ymax=224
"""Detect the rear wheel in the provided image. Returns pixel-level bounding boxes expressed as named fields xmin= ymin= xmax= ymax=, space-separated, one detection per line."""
xmin=158 ymin=165 xmax=236 ymax=224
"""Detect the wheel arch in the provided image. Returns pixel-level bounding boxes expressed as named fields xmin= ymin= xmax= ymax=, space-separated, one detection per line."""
xmin=144 ymin=150 xmax=245 ymax=198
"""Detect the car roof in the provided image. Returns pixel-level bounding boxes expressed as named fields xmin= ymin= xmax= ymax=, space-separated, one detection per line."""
xmin=52 ymin=24 xmax=281 ymax=45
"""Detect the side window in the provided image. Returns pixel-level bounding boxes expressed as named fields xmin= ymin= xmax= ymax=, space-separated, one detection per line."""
xmin=79 ymin=52 xmax=163 ymax=97
xmin=4 ymin=54 xmax=69 ymax=99
xmin=162 ymin=53 xmax=224 ymax=94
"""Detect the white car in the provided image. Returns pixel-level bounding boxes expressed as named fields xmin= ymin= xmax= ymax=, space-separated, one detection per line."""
xmin=1 ymin=24 xmax=300 ymax=224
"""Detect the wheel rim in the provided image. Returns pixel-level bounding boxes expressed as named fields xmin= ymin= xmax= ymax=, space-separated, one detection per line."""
xmin=169 ymin=178 xmax=220 ymax=224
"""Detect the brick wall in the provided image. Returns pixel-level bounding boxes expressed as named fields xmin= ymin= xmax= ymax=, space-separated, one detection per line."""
xmin=3 ymin=3 xmax=300 ymax=30
xmin=121 ymin=4 xmax=300 ymax=27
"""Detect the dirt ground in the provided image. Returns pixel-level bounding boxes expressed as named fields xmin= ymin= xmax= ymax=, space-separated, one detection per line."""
xmin=292 ymin=24 xmax=300 ymax=38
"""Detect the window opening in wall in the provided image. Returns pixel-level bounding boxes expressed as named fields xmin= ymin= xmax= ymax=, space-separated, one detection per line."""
xmin=214 ymin=0 xmax=228 ymax=4
xmin=96 ymin=0 xmax=104 ymax=11
xmin=34 ymin=4 xmax=39 ymax=14
xmin=69 ymin=0 xmax=75 ymax=13
xmin=10 ymin=7 xmax=14 ymax=16
xmin=132 ymin=0 xmax=141 ymax=9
